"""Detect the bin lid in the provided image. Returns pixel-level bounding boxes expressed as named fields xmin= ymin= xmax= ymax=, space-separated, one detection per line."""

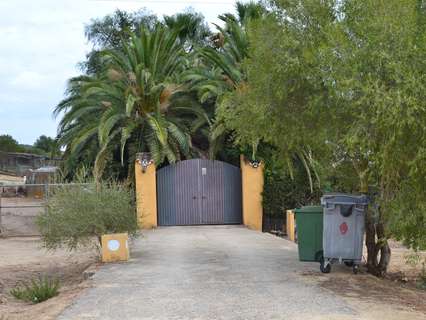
xmin=295 ymin=205 xmax=323 ymax=214
xmin=321 ymin=193 xmax=368 ymax=205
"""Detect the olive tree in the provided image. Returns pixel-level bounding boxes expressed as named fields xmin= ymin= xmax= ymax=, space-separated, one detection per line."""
xmin=37 ymin=181 xmax=138 ymax=251
xmin=220 ymin=0 xmax=426 ymax=275
xmin=320 ymin=0 xmax=426 ymax=274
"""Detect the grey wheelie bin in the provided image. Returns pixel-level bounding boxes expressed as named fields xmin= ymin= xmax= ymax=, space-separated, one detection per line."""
xmin=320 ymin=193 xmax=368 ymax=274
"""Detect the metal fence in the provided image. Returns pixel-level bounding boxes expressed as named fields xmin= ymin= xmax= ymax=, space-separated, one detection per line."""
xmin=0 ymin=183 xmax=89 ymax=237
xmin=0 ymin=151 xmax=61 ymax=176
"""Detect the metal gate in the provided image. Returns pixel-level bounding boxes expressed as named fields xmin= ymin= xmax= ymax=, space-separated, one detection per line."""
xmin=156 ymin=159 xmax=242 ymax=226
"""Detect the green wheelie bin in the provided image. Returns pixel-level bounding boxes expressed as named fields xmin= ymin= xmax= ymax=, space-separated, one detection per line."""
xmin=295 ymin=206 xmax=324 ymax=263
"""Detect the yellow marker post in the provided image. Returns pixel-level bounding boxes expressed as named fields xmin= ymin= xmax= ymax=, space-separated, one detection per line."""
xmin=101 ymin=233 xmax=129 ymax=263
xmin=286 ymin=209 xmax=296 ymax=242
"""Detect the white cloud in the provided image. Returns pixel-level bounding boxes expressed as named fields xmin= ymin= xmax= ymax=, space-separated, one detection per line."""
xmin=0 ymin=0 xmax=246 ymax=144
xmin=10 ymin=71 xmax=46 ymax=88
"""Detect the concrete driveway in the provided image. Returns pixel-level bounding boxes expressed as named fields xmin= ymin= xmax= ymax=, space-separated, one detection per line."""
xmin=58 ymin=226 xmax=372 ymax=319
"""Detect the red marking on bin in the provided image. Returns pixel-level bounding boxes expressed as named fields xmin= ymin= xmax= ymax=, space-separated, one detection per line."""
xmin=340 ymin=222 xmax=348 ymax=235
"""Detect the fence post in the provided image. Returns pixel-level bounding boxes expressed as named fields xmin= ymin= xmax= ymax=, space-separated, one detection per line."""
xmin=135 ymin=153 xmax=157 ymax=229
xmin=0 ymin=192 xmax=3 ymax=236
xmin=44 ymin=183 xmax=49 ymax=215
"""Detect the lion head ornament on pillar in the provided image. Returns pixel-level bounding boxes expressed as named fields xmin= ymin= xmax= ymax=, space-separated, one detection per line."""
xmin=242 ymin=155 xmax=262 ymax=169
xmin=248 ymin=159 xmax=261 ymax=168
xmin=136 ymin=152 xmax=154 ymax=173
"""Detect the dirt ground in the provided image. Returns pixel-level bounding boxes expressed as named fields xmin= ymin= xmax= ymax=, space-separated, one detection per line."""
xmin=0 ymin=234 xmax=424 ymax=320
xmin=0 ymin=197 xmax=44 ymax=236
xmin=0 ymin=237 xmax=98 ymax=320
xmin=300 ymin=240 xmax=426 ymax=318
xmin=1 ymin=173 xmax=45 ymax=237
xmin=387 ymin=240 xmax=426 ymax=278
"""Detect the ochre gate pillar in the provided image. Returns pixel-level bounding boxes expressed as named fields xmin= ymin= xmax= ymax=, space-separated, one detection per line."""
xmin=135 ymin=153 xmax=157 ymax=229
xmin=240 ymin=155 xmax=264 ymax=231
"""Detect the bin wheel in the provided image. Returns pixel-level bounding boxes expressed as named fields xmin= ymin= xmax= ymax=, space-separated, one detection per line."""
xmin=344 ymin=261 xmax=354 ymax=267
xmin=352 ymin=264 xmax=359 ymax=274
xmin=320 ymin=257 xmax=331 ymax=274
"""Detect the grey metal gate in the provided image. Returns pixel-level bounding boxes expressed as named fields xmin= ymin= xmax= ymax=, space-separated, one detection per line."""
xmin=157 ymin=159 xmax=242 ymax=226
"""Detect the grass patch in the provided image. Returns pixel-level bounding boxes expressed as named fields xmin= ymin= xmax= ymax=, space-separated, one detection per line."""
xmin=10 ymin=276 xmax=60 ymax=303
xmin=416 ymin=264 xmax=426 ymax=290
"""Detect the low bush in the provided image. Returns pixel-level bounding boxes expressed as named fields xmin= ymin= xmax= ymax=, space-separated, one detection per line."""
xmin=37 ymin=181 xmax=138 ymax=251
xmin=405 ymin=253 xmax=426 ymax=290
xmin=10 ymin=276 xmax=60 ymax=303
xmin=263 ymin=160 xmax=321 ymax=219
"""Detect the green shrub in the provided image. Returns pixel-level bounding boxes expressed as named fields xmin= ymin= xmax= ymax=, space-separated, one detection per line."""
xmin=10 ymin=276 xmax=60 ymax=303
xmin=263 ymin=160 xmax=321 ymax=218
xmin=37 ymin=181 xmax=138 ymax=250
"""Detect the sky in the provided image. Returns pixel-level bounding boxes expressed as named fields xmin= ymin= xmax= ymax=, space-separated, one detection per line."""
xmin=0 ymin=0 xmax=247 ymax=145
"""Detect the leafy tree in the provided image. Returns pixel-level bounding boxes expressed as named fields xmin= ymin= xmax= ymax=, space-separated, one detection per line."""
xmin=319 ymin=0 xmax=426 ymax=273
xmin=222 ymin=0 xmax=426 ymax=275
xmin=82 ymin=9 xmax=210 ymax=74
xmin=0 ymin=134 xmax=22 ymax=152
xmin=261 ymin=144 xmax=321 ymax=219
xmin=81 ymin=9 xmax=159 ymax=75
xmin=85 ymin=9 xmax=158 ymax=48
xmin=0 ymin=134 xmax=50 ymax=155
xmin=33 ymin=135 xmax=60 ymax=158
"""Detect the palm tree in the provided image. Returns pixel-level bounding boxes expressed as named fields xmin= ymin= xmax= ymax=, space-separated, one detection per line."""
xmin=163 ymin=11 xmax=211 ymax=50
xmin=183 ymin=2 xmax=267 ymax=159
xmin=56 ymin=24 xmax=208 ymax=181
xmin=234 ymin=1 xmax=267 ymax=24
xmin=184 ymin=16 xmax=249 ymax=101
xmin=186 ymin=3 xmax=318 ymax=190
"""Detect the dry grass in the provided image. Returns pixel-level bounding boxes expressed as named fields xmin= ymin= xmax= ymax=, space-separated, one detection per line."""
xmin=0 ymin=237 xmax=97 ymax=320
